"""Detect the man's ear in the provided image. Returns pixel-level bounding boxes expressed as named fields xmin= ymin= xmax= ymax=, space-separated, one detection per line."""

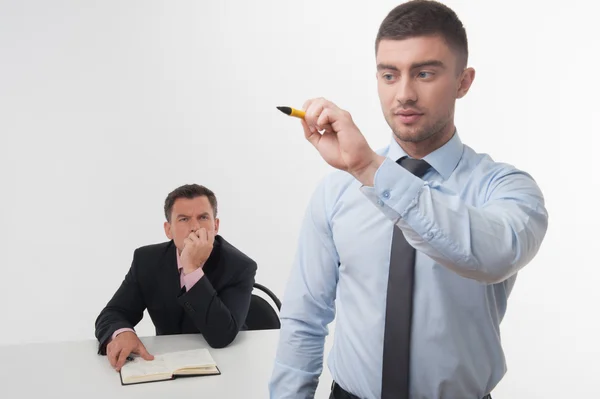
xmin=164 ymin=221 xmax=173 ymax=240
xmin=457 ymin=67 xmax=475 ymax=99
xmin=214 ymin=218 xmax=220 ymax=235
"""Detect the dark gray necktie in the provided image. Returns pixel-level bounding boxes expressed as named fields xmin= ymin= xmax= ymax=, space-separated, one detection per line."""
xmin=381 ymin=156 xmax=431 ymax=399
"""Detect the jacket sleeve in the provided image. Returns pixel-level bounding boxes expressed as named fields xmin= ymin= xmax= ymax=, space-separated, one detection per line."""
xmin=176 ymin=260 xmax=257 ymax=348
xmin=94 ymin=250 xmax=146 ymax=354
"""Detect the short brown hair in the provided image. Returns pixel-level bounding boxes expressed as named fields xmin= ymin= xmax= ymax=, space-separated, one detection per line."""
xmin=375 ymin=0 xmax=468 ymax=69
xmin=164 ymin=184 xmax=218 ymax=222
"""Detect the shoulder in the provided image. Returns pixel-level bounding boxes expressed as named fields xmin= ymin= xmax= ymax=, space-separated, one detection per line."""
xmin=459 ymin=144 xmax=544 ymax=203
xmin=133 ymin=241 xmax=174 ymax=260
xmin=215 ymin=235 xmax=257 ymax=271
xmin=460 ymin=144 xmax=534 ymax=180
xmin=460 ymin=145 xmax=511 ymax=173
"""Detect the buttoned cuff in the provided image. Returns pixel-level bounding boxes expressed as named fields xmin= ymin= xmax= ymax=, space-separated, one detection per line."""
xmin=360 ymin=157 xmax=425 ymax=221
xmin=182 ymin=267 xmax=205 ymax=291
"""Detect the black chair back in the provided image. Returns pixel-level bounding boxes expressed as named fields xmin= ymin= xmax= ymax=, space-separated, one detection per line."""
xmin=245 ymin=283 xmax=281 ymax=330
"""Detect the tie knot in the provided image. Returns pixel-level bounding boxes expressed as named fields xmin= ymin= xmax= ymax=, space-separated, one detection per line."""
xmin=397 ymin=156 xmax=431 ymax=178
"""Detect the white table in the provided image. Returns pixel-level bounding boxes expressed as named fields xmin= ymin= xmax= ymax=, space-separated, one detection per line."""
xmin=0 ymin=330 xmax=295 ymax=398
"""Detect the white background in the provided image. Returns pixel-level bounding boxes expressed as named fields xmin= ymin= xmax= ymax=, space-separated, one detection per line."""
xmin=1 ymin=0 xmax=598 ymax=398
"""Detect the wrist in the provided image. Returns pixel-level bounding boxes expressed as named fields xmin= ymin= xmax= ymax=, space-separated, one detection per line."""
xmin=351 ymin=154 xmax=385 ymax=186
xmin=112 ymin=328 xmax=135 ymax=341
xmin=182 ymin=261 xmax=205 ymax=275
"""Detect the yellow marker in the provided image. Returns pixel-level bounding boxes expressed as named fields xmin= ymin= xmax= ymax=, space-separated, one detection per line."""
xmin=276 ymin=106 xmax=305 ymax=119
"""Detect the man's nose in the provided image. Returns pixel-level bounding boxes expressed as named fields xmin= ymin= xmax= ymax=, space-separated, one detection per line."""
xmin=395 ymin=77 xmax=418 ymax=105
xmin=190 ymin=221 xmax=200 ymax=232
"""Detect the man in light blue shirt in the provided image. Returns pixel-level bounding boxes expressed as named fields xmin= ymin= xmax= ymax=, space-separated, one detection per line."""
xmin=269 ymin=1 xmax=548 ymax=399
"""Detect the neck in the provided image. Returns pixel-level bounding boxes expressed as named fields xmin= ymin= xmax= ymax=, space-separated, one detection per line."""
xmin=396 ymin=123 xmax=456 ymax=159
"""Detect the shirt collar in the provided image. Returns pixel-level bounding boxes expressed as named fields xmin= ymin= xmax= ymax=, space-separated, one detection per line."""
xmin=385 ymin=130 xmax=464 ymax=180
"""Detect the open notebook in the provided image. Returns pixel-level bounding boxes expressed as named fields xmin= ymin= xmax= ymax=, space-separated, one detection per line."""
xmin=119 ymin=348 xmax=220 ymax=385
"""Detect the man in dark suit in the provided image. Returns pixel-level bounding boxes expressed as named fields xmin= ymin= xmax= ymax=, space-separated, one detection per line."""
xmin=95 ymin=184 xmax=257 ymax=371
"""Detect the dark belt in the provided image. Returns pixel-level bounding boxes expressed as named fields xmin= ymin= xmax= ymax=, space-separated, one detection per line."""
xmin=331 ymin=381 xmax=492 ymax=399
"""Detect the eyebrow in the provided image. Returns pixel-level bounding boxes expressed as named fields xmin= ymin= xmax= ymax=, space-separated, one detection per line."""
xmin=377 ymin=63 xmax=399 ymax=71
xmin=377 ymin=60 xmax=446 ymax=71
xmin=411 ymin=60 xmax=446 ymax=69
xmin=176 ymin=212 xmax=210 ymax=219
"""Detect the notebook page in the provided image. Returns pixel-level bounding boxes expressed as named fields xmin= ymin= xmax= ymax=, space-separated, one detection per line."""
xmin=120 ymin=356 xmax=171 ymax=381
xmin=163 ymin=348 xmax=216 ymax=371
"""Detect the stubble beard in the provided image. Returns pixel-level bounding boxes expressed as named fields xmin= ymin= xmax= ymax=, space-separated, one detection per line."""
xmin=390 ymin=111 xmax=452 ymax=144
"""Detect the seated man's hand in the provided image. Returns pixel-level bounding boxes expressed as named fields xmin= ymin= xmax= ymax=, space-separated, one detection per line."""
xmin=106 ymin=331 xmax=154 ymax=371
xmin=180 ymin=228 xmax=215 ymax=274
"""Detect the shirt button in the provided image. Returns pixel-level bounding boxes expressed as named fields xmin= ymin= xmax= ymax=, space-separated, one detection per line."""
xmin=382 ymin=190 xmax=390 ymax=199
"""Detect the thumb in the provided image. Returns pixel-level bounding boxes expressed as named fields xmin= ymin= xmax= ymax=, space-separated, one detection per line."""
xmin=137 ymin=344 xmax=154 ymax=361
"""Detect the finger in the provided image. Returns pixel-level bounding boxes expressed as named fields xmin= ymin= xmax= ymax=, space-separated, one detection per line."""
xmin=136 ymin=344 xmax=154 ymax=361
xmin=317 ymin=108 xmax=339 ymax=133
xmin=115 ymin=348 xmax=132 ymax=371
xmin=108 ymin=345 xmax=120 ymax=368
xmin=197 ymin=228 xmax=208 ymax=243
xmin=301 ymin=118 xmax=321 ymax=148
xmin=322 ymin=124 xmax=335 ymax=134
xmin=183 ymin=237 xmax=193 ymax=247
xmin=305 ymin=102 xmax=326 ymax=133
xmin=317 ymin=108 xmax=335 ymax=130
xmin=301 ymin=99 xmax=313 ymax=112
xmin=187 ymin=232 xmax=200 ymax=242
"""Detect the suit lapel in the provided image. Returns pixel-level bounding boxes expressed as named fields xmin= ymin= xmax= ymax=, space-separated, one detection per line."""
xmin=160 ymin=242 xmax=185 ymax=319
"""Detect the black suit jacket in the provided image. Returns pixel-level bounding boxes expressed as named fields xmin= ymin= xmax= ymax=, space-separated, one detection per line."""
xmin=94 ymin=235 xmax=257 ymax=354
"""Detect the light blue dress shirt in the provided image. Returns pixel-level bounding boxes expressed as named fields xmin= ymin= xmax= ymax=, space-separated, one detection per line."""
xmin=269 ymin=132 xmax=548 ymax=399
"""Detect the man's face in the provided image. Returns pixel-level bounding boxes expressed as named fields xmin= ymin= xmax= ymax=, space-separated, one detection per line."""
xmin=376 ymin=35 xmax=473 ymax=145
xmin=163 ymin=196 xmax=219 ymax=253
